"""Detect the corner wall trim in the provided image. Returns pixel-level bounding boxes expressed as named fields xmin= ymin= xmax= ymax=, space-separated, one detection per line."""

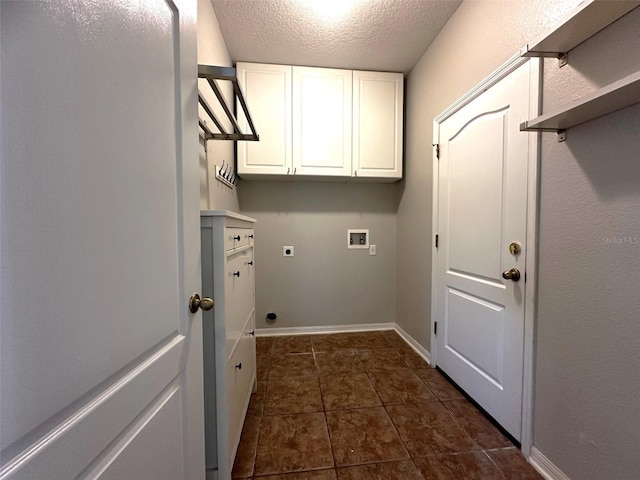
xmin=529 ymin=446 xmax=571 ymax=480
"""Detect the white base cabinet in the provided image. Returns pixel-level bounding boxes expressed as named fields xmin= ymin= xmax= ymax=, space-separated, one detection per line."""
xmin=236 ymin=62 xmax=403 ymax=182
xmin=201 ymin=210 xmax=257 ymax=480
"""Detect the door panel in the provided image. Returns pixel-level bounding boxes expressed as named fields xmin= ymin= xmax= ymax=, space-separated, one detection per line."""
xmin=435 ymin=61 xmax=531 ymax=440
xmin=0 ymin=0 xmax=203 ymax=478
xmin=448 ymin=111 xmax=506 ymax=281
xmin=446 ymin=288 xmax=505 ymax=385
xmin=91 ymin=385 xmax=184 ymax=480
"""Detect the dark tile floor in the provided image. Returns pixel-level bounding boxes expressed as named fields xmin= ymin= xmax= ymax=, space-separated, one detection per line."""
xmin=232 ymin=330 xmax=542 ymax=480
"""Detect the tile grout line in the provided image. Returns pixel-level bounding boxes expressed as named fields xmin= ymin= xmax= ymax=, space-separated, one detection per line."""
xmin=251 ymin=331 xmax=526 ymax=479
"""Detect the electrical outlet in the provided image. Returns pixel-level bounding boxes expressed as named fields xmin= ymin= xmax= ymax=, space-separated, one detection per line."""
xmin=369 ymin=245 xmax=377 ymax=256
xmin=283 ymin=246 xmax=294 ymax=257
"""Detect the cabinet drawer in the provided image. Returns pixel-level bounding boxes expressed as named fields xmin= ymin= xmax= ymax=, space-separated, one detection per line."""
xmin=226 ymin=312 xmax=256 ymax=465
xmin=225 ymin=227 xmax=254 ymax=252
xmin=224 ymin=249 xmax=255 ymax=359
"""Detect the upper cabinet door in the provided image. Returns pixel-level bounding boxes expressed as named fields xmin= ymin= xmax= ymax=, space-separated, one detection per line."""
xmin=293 ymin=66 xmax=352 ymax=177
xmin=353 ymin=71 xmax=404 ymax=180
xmin=237 ymin=63 xmax=292 ymax=177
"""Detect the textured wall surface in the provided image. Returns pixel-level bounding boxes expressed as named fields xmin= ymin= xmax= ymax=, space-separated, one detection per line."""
xmin=197 ymin=0 xmax=239 ymax=211
xmin=534 ymin=7 xmax=640 ymax=479
xmin=401 ymin=1 xmax=640 ymax=478
xmin=238 ymin=181 xmax=397 ymax=330
xmin=211 ymin=0 xmax=461 ymax=73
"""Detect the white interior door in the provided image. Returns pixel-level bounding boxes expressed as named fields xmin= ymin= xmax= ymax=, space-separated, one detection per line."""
xmin=0 ymin=1 xmax=205 ymax=479
xmin=434 ymin=61 xmax=532 ymax=440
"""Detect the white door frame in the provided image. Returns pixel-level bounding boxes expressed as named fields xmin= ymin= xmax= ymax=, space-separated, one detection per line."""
xmin=430 ymin=53 xmax=541 ymax=456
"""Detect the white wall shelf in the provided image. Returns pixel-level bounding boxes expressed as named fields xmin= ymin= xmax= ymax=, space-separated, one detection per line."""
xmin=520 ymin=70 xmax=640 ymax=138
xmin=520 ymin=0 xmax=640 ymax=59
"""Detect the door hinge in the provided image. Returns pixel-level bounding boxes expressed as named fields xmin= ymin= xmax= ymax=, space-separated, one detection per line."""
xmin=434 ymin=321 xmax=438 ymax=336
xmin=433 ymin=143 xmax=440 ymax=159
xmin=435 ymin=234 xmax=439 ymax=248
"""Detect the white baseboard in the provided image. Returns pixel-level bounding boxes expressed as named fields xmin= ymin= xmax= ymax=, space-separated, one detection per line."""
xmin=393 ymin=324 xmax=432 ymax=365
xmin=255 ymin=322 xmax=395 ymax=337
xmin=529 ymin=446 xmax=571 ymax=480
xmin=255 ymin=322 xmax=433 ymax=366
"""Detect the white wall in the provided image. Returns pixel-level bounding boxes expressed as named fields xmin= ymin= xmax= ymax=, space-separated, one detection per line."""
xmin=400 ymin=1 xmax=640 ymax=478
xmin=197 ymin=0 xmax=238 ymax=211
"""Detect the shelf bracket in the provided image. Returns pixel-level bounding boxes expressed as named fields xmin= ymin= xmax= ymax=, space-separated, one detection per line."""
xmin=520 ymin=121 xmax=568 ymax=142
xmin=558 ymin=53 xmax=568 ymax=68
xmin=557 ymin=130 xmax=567 ymax=142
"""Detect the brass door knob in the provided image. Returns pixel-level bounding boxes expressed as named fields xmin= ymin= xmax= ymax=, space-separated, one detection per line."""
xmin=502 ymin=268 xmax=521 ymax=281
xmin=189 ymin=293 xmax=214 ymax=313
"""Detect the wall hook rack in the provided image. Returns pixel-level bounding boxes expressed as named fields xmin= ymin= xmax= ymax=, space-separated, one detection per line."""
xmin=215 ymin=161 xmax=237 ymax=188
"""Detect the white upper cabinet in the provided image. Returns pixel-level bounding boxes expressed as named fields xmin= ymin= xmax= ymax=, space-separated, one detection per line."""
xmin=236 ymin=63 xmax=403 ymax=181
xmin=293 ymin=66 xmax=353 ymax=177
xmin=236 ymin=62 xmax=292 ymax=176
xmin=353 ymin=71 xmax=404 ymax=180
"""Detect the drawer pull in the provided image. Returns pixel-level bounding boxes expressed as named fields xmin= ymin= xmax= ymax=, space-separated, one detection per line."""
xmin=248 ymin=234 xmax=254 ymax=239
xmin=249 ymin=330 xmax=255 ymax=336
xmin=233 ymin=235 xmax=241 ymax=241
xmin=235 ymin=363 xmax=242 ymax=370
xmin=247 ymin=261 xmax=253 ymax=266
xmin=233 ymin=271 xmax=240 ymax=277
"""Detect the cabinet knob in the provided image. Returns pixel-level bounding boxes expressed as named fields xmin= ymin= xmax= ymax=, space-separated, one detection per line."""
xmin=249 ymin=330 xmax=255 ymax=336
xmin=233 ymin=235 xmax=241 ymax=241
xmin=247 ymin=261 xmax=253 ymax=266
xmin=249 ymin=234 xmax=254 ymax=239
xmin=235 ymin=363 xmax=242 ymax=370
xmin=233 ymin=271 xmax=240 ymax=277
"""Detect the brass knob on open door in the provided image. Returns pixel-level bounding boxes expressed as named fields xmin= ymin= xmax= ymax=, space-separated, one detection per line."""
xmin=502 ymin=268 xmax=521 ymax=281
xmin=189 ymin=293 xmax=214 ymax=313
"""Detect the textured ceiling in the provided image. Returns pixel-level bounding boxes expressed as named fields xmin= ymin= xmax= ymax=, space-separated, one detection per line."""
xmin=210 ymin=0 xmax=462 ymax=73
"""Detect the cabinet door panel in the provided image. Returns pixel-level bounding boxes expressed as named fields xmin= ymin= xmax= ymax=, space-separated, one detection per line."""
xmin=237 ymin=63 xmax=292 ymax=176
xmin=293 ymin=66 xmax=352 ymax=176
xmin=353 ymin=71 xmax=403 ymax=179
xmin=225 ymin=227 xmax=254 ymax=253
xmin=225 ymin=249 xmax=254 ymax=360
